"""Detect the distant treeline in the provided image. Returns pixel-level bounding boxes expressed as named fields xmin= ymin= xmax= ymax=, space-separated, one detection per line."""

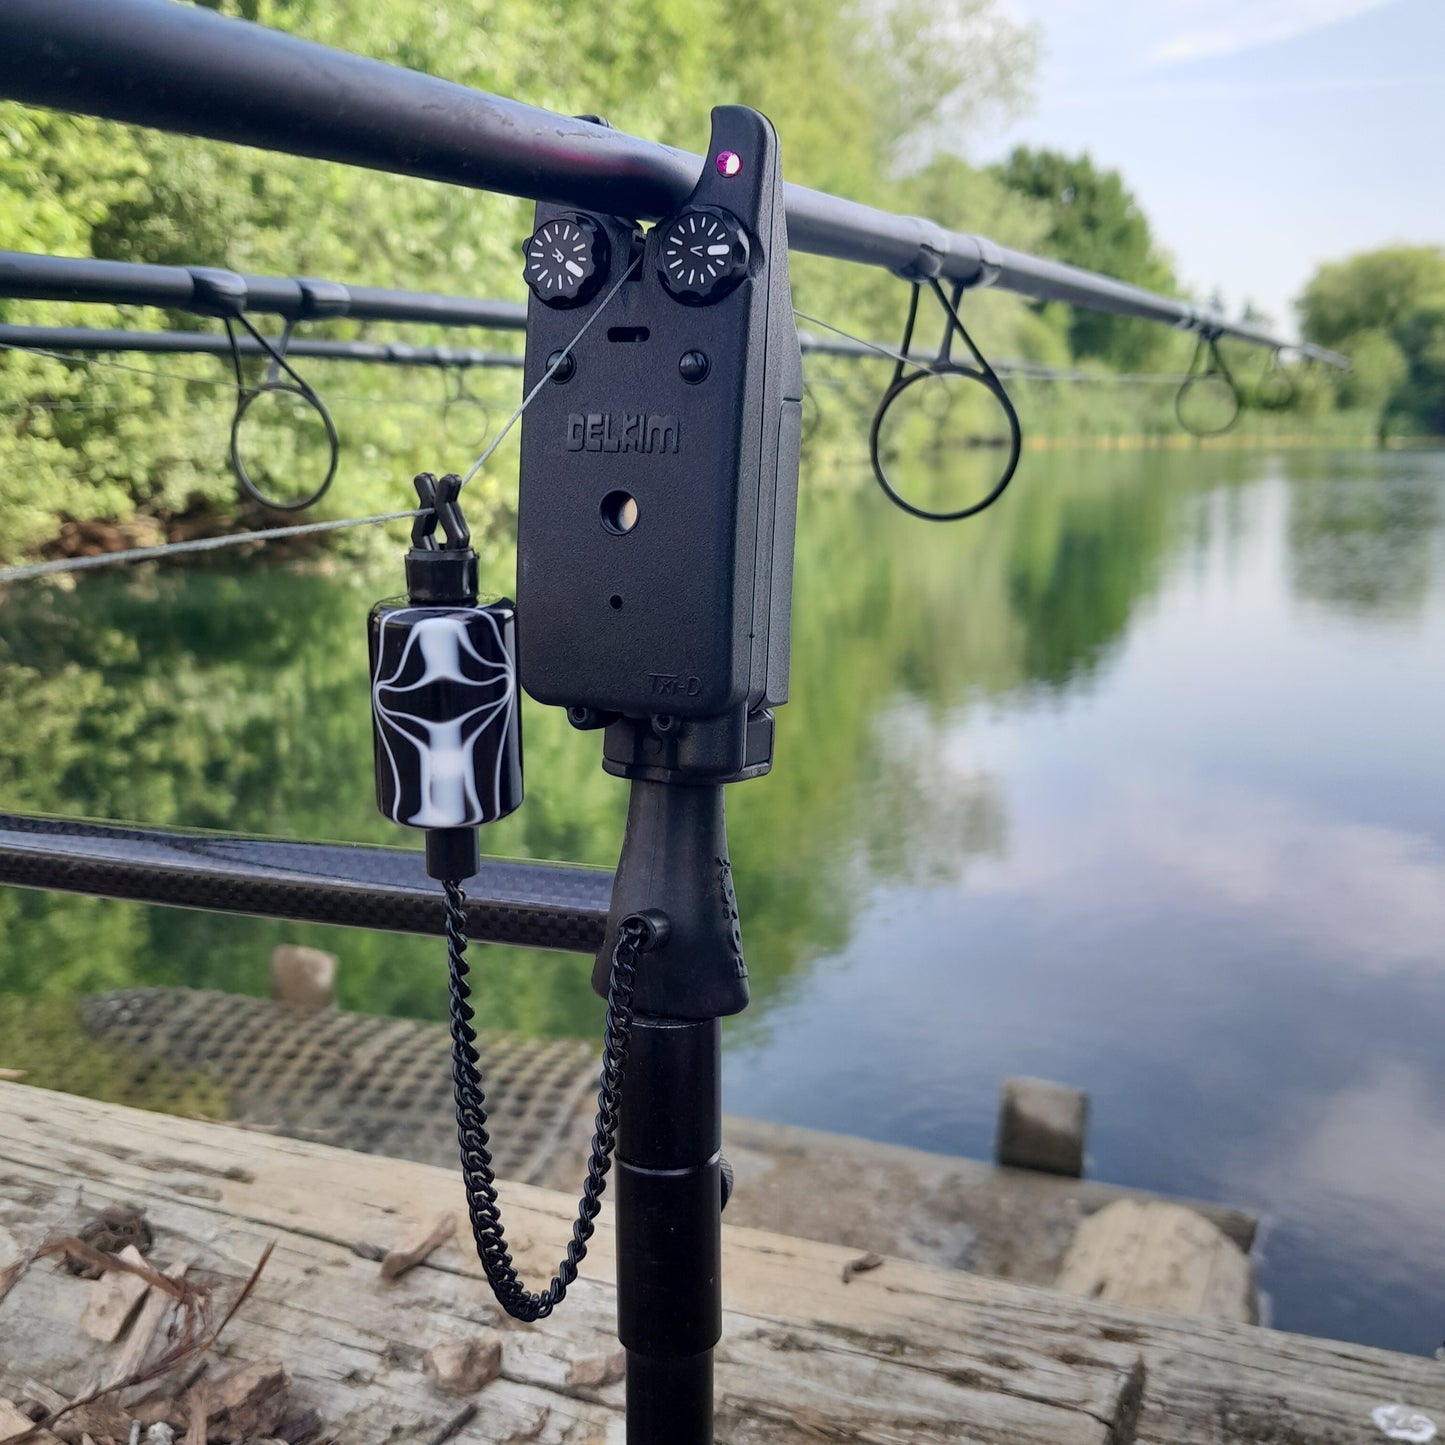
xmin=0 ymin=0 xmax=1434 ymax=563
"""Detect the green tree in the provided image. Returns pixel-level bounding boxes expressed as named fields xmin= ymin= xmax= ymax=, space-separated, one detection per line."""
xmin=1297 ymin=246 xmax=1445 ymax=439
xmin=992 ymin=147 xmax=1179 ymax=371
xmin=0 ymin=0 xmax=1037 ymax=562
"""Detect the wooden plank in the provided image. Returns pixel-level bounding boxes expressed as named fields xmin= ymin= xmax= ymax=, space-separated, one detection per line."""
xmin=0 ymin=1084 xmax=1131 ymax=1445
xmin=1 ymin=1083 xmax=1441 ymax=1445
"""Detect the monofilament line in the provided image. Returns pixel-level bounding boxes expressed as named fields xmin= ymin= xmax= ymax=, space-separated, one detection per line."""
xmin=0 ymin=509 xmax=422 ymax=584
xmin=460 ymin=257 xmax=640 ymax=488
xmin=0 ymin=263 xmax=640 ymax=584
xmin=0 ymin=337 xmax=244 ymax=392
xmin=792 ymin=309 xmax=925 ymax=370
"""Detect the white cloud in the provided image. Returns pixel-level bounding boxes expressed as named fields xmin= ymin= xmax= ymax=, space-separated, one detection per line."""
xmin=1225 ymin=1064 xmax=1445 ymax=1250
xmin=1003 ymin=0 xmax=1400 ymax=69
xmin=1123 ymin=784 xmax=1445 ymax=973
xmin=1147 ymin=0 xmax=1399 ymax=63
xmin=952 ymin=766 xmax=1445 ymax=976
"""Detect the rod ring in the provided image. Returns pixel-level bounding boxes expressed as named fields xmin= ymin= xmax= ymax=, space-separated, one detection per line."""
xmin=1174 ymin=371 xmax=1241 ymax=437
xmin=869 ymin=364 xmax=1022 ymax=523
xmin=230 ymin=380 xmax=341 ymax=512
xmin=1175 ymin=332 xmax=1242 ymax=438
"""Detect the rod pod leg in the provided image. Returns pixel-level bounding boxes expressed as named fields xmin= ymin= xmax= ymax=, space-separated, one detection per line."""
xmin=597 ymin=779 xmax=746 ymax=1445
xmin=616 ymin=1015 xmax=721 ymax=1445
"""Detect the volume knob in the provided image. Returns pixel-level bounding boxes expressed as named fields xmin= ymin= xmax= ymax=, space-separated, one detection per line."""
xmin=523 ymin=214 xmax=610 ymax=309
xmin=657 ymin=207 xmax=750 ymax=306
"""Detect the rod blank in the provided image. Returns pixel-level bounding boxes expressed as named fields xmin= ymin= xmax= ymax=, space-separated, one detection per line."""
xmin=0 ymin=812 xmax=610 ymax=953
xmin=0 ymin=250 xmax=528 ymax=330
xmin=0 ymin=0 xmax=1349 ymax=367
xmin=0 ymin=323 xmax=524 ymax=370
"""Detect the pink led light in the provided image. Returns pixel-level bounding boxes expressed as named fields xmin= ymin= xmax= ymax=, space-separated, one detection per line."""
xmin=716 ymin=151 xmax=743 ymax=178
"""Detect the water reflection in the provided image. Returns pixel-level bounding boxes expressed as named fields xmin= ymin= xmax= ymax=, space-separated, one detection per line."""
xmin=1 ymin=448 xmax=1442 ymax=1353
xmin=0 ymin=448 xmax=1186 ymax=1026
xmin=1286 ymin=452 xmax=1443 ymax=617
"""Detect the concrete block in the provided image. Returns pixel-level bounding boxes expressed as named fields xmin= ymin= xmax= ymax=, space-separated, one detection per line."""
xmin=270 ymin=944 xmax=337 ymax=1009
xmin=996 ymin=1076 xmax=1088 ymax=1177
xmin=1056 ymin=1198 xmax=1257 ymax=1323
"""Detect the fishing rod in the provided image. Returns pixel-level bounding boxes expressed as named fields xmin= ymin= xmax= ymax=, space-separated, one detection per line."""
xmin=0 ymin=253 xmax=533 ymax=508
xmin=0 ymin=249 xmax=528 ymax=331
xmin=0 ymin=0 xmax=1350 ymax=370
xmin=0 ymin=323 xmax=524 ymax=371
xmin=0 ymin=320 xmax=1187 ymax=384
xmin=0 ymin=812 xmax=610 ymax=952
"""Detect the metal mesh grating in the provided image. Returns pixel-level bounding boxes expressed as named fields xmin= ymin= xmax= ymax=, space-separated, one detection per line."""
xmin=80 ymin=987 xmax=601 ymax=1184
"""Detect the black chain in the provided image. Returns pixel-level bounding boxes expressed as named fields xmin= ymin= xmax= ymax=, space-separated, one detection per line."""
xmin=444 ymin=878 xmax=643 ymax=1321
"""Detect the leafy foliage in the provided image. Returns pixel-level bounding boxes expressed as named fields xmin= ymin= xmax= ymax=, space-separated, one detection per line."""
xmin=0 ymin=0 xmax=1037 ymax=561
xmin=1297 ymin=246 xmax=1445 ymax=439
xmin=991 ymin=147 xmax=1180 ymax=371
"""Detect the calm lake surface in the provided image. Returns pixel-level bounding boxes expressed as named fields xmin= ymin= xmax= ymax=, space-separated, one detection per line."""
xmin=2 ymin=447 xmax=1442 ymax=1354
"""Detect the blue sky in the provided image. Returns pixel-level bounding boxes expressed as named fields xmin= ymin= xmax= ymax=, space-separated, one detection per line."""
xmin=978 ymin=0 xmax=1445 ymax=335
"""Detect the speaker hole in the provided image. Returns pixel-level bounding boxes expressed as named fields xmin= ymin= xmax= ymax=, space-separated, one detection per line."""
xmin=600 ymin=491 xmax=638 ymax=534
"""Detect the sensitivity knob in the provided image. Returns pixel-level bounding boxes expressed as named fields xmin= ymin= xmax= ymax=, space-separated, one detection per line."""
xmin=657 ymin=206 xmax=750 ymax=305
xmin=523 ymin=214 xmax=610 ymax=309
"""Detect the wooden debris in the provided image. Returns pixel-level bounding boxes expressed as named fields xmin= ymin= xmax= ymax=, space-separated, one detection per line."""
xmin=78 ymin=1242 xmax=151 ymax=1340
xmin=182 ymin=1391 xmax=206 ymax=1445
xmin=40 ymin=1241 xmax=182 ymax=1304
xmin=421 ymin=1339 xmax=502 ymax=1397
xmin=60 ymin=1397 xmax=135 ymax=1443
xmin=0 ymin=1397 xmax=62 ymax=1445
xmin=424 ymin=1404 xmax=477 ymax=1445
xmin=379 ymin=1214 xmax=455 ymax=1282
xmin=0 ymin=1068 xmax=24 ymax=1081
xmin=565 ymin=1353 xmax=625 ymax=1390
xmin=840 ymin=1251 xmax=884 ymax=1284
xmin=20 ymin=1385 xmax=66 ymax=1417
xmin=108 ymin=1263 xmax=189 ymax=1388
xmin=79 ymin=1246 xmax=151 ymax=1343
xmin=198 ymin=1362 xmax=289 ymax=1443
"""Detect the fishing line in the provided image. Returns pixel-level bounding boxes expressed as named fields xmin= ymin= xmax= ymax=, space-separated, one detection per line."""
xmin=0 ymin=337 xmax=243 ymax=391
xmin=0 ymin=509 xmax=424 ymax=584
xmin=459 ymin=256 xmax=639 ymax=489
xmin=0 ymin=267 xmax=638 ymax=583
xmin=793 ymin=309 xmax=1192 ymax=386
xmin=793 ymin=309 xmax=926 ymax=371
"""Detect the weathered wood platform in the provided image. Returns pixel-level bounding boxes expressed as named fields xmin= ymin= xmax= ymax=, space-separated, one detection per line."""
xmin=1 ymin=1082 xmax=1441 ymax=1444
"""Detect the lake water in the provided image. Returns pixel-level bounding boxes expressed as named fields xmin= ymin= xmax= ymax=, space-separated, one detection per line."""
xmin=1 ymin=447 xmax=1442 ymax=1355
